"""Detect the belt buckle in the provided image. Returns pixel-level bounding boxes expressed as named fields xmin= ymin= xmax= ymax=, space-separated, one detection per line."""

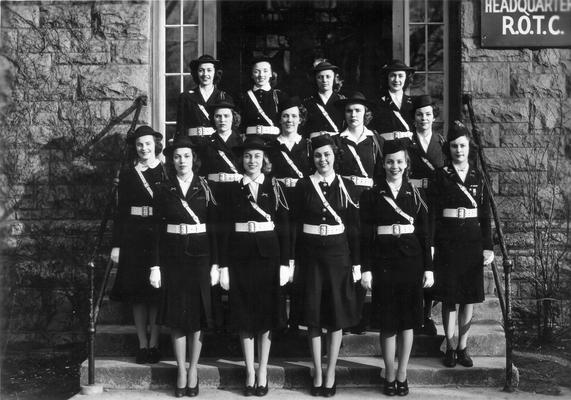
xmin=319 ymin=224 xmax=328 ymax=236
xmin=350 ymin=176 xmax=358 ymax=184
xmin=285 ymin=177 xmax=292 ymax=187
xmin=219 ymin=172 xmax=226 ymax=182
xmin=142 ymin=206 xmax=149 ymax=217
xmin=422 ymin=178 xmax=429 ymax=189
xmin=179 ymin=223 xmax=187 ymax=234
xmin=197 ymin=127 xmax=204 ymax=136
xmin=248 ymin=221 xmax=256 ymax=233
xmin=256 ymin=125 xmax=263 ymax=134
xmin=457 ymin=207 xmax=466 ymax=219
xmin=392 ymin=132 xmax=399 ymax=140
xmin=392 ymin=224 xmax=401 ymax=236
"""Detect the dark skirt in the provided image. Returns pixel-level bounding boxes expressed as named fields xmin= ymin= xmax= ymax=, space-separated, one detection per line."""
xmin=292 ymin=240 xmax=359 ymax=331
xmin=371 ymin=255 xmax=424 ymax=332
xmin=110 ymin=221 xmax=161 ymax=304
xmin=228 ymin=255 xmax=286 ymax=333
xmin=158 ymin=254 xmax=213 ymax=333
xmin=433 ymin=240 xmax=485 ymax=305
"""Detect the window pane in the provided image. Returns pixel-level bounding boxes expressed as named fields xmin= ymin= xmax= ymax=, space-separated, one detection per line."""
xmin=166 ymin=0 xmax=180 ymax=25
xmin=428 ymin=0 xmax=443 ymax=22
xmin=166 ymin=76 xmax=181 ymax=122
xmin=427 ymin=25 xmax=443 ymax=71
xmin=182 ymin=0 xmax=198 ymax=24
xmin=165 ymin=27 xmax=181 ymax=73
xmin=409 ymin=72 xmax=426 ymax=96
xmin=410 ymin=0 xmax=425 ymax=22
xmin=165 ymin=124 xmax=177 ymax=142
xmin=409 ymin=25 xmax=426 ymax=72
xmin=184 ymin=75 xmax=194 ymax=91
xmin=427 ymin=73 xmax=443 ymax=99
xmin=182 ymin=26 xmax=199 ymax=73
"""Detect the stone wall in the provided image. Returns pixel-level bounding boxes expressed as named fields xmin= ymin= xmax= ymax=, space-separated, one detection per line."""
xmin=461 ymin=1 xmax=571 ymax=336
xmin=0 ymin=0 xmax=153 ymax=351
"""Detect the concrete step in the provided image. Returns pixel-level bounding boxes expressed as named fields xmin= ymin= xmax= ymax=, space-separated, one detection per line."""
xmin=94 ymin=322 xmax=505 ymax=358
xmin=430 ymin=296 xmax=503 ymax=324
xmin=80 ymin=356 xmax=516 ymax=390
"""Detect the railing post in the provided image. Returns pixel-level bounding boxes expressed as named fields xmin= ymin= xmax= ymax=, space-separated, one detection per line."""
xmin=88 ymin=260 xmax=95 ymax=385
xmin=503 ymin=258 xmax=515 ymax=392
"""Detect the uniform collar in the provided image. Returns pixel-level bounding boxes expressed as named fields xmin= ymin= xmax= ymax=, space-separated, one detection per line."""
xmin=253 ymin=85 xmax=271 ymax=92
xmin=135 ymin=158 xmax=160 ymax=172
xmin=340 ymin=127 xmax=373 ymax=144
xmin=312 ymin=171 xmax=335 ymax=185
xmin=277 ymin=133 xmax=302 ymax=145
xmin=242 ymin=173 xmax=265 ymax=186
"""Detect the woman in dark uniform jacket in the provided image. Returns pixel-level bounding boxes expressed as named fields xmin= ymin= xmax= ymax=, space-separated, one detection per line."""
xmin=408 ymin=94 xmax=446 ymax=336
xmin=109 ymin=125 xmax=165 ymax=365
xmin=239 ymin=57 xmax=289 ymax=142
xmin=176 ymin=54 xmax=233 ymax=143
xmin=302 ymin=59 xmax=345 ymax=140
xmin=291 ymin=134 xmax=360 ymax=397
xmin=218 ymin=135 xmax=291 ymax=396
xmin=149 ymin=135 xmax=218 ymax=397
xmin=360 ymin=141 xmax=434 ymax=396
xmin=431 ymin=121 xmax=494 ymax=369
xmin=368 ymin=59 xmax=415 ymax=146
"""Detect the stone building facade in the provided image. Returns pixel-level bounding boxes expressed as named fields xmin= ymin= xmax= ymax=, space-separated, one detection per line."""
xmin=1 ymin=0 xmax=569 ymax=351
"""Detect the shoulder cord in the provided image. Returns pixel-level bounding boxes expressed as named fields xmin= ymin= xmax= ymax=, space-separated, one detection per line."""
xmin=411 ymin=184 xmax=428 ymax=213
xmin=199 ymin=176 xmax=217 ymax=206
xmin=272 ymin=177 xmax=290 ymax=211
xmin=337 ymin=176 xmax=359 ymax=209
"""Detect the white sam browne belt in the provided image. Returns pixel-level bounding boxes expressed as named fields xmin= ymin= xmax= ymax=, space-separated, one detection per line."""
xmin=235 ymin=221 xmax=275 ymax=233
xmin=167 ymin=223 xmax=207 ymax=234
xmin=130 ymin=206 xmax=153 ymax=217
xmin=343 ymin=175 xmax=373 ymax=187
xmin=207 ymin=172 xmax=242 ymax=183
xmin=276 ymin=177 xmax=298 ymax=187
xmin=377 ymin=224 xmax=415 ymax=236
xmin=187 ymin=127 xmax=215 ymax=136
xmin=303 ymin=223 xmax=345 ymax=236
xmin=245 ymin=126 xmax=280 ymax=135
xmin=443 ymin=207 xmax=478 ymax=218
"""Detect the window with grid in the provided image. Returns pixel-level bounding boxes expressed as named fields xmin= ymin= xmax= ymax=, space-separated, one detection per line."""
xmin=407 ymin=0 xmax=448 ymax=130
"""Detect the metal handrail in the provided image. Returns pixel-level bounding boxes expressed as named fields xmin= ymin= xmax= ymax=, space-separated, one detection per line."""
xmin=463 ymin=94 xmax=515 ymax=392
xmin=86 ymin=95 xmax=147 ymax=387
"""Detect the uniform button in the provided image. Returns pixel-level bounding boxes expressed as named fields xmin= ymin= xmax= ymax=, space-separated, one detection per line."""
xmin=322 ymin=217 xmax=326 ymax=221
xmin=322 ymin=208 xmax=327 ymax=212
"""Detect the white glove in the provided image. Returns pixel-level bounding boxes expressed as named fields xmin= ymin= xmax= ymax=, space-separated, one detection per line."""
xmin=431 ymin=246 xmax=435 ymax=260
xmin=483 ymin=250 xmax=494 ymax=265
xmin=280 ymin=265 xmax=290 ymax=286
xmin=110 ymin=247 xmax=120 ymax=263
xmin=423 ymin=271 xmax=434 ymax=288
xmin=361 ymin=271 xmax=372 ymax=290
xmin=289 ymin=260 xmax=295 ymax=283
xmin=219 ymin=267 xmax=230 ymax=291
xmin=210 ymin=264 xmax=220 ymax=286
xmin=352 ymin=265 xmax=362 ymax=283
xmin=149 ymin=266 xmax=161 ymax=288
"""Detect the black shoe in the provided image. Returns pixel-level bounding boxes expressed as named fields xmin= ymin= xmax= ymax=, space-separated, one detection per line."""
xmin=310 ymin=383 xmax=322 ymax=396
xmin=244 ymin=384 xmax=255 ymax=397
xmin=396 ymin=380 xmax=409 ymax=396
xmin=174 ymin=386 xmax=186 ymax=398
xmin=135 ymin=348 xmax=148 ymax=364
xmin=255 ymin=383 xmax=268 ymax=397
xmin=322 ymin=381 xmax=336 ymax=397
xmin=423 ymin=318 xmax=437 ymax=336
xmin=186 ymin=378 xmax=199 ymax=397
xmin=443 ymin=349 xmax=456 ymax=367
xmin=384 ymin=380 xmax=396 ymax=396
xmin=147 ymin=347 xmax=161 ymax=364
xmin=456 ymin=348 xmax=473 ymax=367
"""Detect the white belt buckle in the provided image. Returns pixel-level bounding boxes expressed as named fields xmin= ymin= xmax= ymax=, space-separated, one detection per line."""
xmin=350 ymin=176 xmax=358 ymax=184
xmin=392 ymin=224 xmax=401 ymax=236
xmin=285 ymin=177 xmax=292 ymax=187
xmin=256 ymin=125 xmax=263 ymax=134
xmin=197 ymin=127 xmax=204 ymax=136
xmin=457 ymin=207 xmax=466 ymax=219
xmin=422 ymin=178 xmax=429 ymax=189
xmin=248 ymin=221 xmax=256 ymax=233
xmin=218 ymin=173 xmax=226 ymax=182
xmin=392 ymin=132 xmax=399 ymax=140
xmin=142 ymin=206 xmax=150 ymax=217
xmin=179 ymin=224 xmax=187 ymax=234
xmin=319 ymin=224 xmax=328 ymax=236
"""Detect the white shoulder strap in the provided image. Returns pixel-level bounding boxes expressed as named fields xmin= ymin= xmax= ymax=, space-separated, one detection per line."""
xmin=346 ymin=144 xmax=369 ymax=177
xmin=382 ymin=195 xmax=414 ymax=224
xmin=281 ymin=151 xmax=304 ymax=178
xmin=393 ymin=109 xmax=410 ymax=132
xmin=217 ymin=150 xmax=239 ymax=173
xmin=249 ymin=201 xmax=272 ymax=222
xmin=316 ymin=103 xmax=339 ymax=133
xmin=247 ymin=90 xmax=274 ymax=126
xmin=179 ymin=198 xmax=201 ymax=224
xmin=135 ymin=168 xmax=154 ymax=198
xmin=456 ymin=182 xmax=478 ymax=208
xmin=309 ymin=175 xmax=343 ymax=224
xmin=197 ymin=103 xmax=210 ymax=120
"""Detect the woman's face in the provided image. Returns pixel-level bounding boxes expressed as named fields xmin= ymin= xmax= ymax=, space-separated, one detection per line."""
xmin=316 ymin=70 xmax=335 ymax=93
xmin=173 ymin=147 xmax=193 ymax=176
xmin=197 ymin=63 xmax=215 ymax=87
xmin=251 ymin=61 xmax=272 ymax=87
xmin=135 ymin=135 xmax=156 ymax=162
xmin=280 ymin=106 xmax=300 ymax=135
xmin=345 ymin=103 xmax=365 ymax=129
xmin=313 ymin=144 xmax=335 ymax=176
xmin=243 ymin=149 xmax=264 ymax=176
xmin=414 ymin=105 xmax=434 ymax=132
xmin=214 ymin=107 xmax=233 ymax=133
xmin=383 ymin=150 xmax=407 ymax=181
xmin=449 ymin=135 xmax=470 ymax=164
xmin=388 ymin=70 xmax=407 ymax=93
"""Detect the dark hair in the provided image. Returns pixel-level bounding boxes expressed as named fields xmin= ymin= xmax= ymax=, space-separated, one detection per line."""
xmin=165 ymin=147 xmax=201 ymax=177
xmin=342 ymin=104 xmax=374 ymax=127
xmin=191 ymin=63 xmax=223 ymax=86
xmin=442 ymin=132 xmax=477 ymax=162
xmin=250 ymin=61 xmax=278 ymax=88
xmin=380 ymin=70 xmax=413 ymax=91
xmin=237 ymin=150 xmax=272 ymax=175
xmin=414 ymin=103 xmax=440 ymax=119
xmin=312 ymin=70 xmax=344 ymax=93
xmin=209 ymin=108 xmax=242 ymax=130
xmin=280 ymin=104 xmax=308 ymax=127
xmin=380 ymin=148 xmax=412 ymax=179
xmin=309 ymin=142 xmax=340 ymax=174
xmin=128 ymin=134 xmax=164 ymax=165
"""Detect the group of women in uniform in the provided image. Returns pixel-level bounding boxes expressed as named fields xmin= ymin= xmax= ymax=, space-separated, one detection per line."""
xmin=109 ymin=55 xmax=494 ymax=398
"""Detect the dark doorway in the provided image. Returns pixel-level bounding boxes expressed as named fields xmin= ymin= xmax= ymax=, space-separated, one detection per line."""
xmin=219 ymin=0 xmax=392 ymax=100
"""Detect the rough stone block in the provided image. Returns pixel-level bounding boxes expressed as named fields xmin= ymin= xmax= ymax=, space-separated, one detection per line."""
xmin=533 ymin=49 xmax=561 ymax=67
xmin=113 ymin=40 xmax=149 ymax=64
xmin=1 ymin=3 xmax=40 ymax=28
xmin=98 ymin=2 xmax=150 ymax=40
xmin=461 ymin=0 xmax=477 ymax=38
xmin=78 ymin=65 xmax=149 ymax=100
xmin=39 ymin=2 xmax=91 ymax=28
xmin=463 ymin=62 xmax=510 ymax=97
xmin=462 ymin=38 xmax=532 ymax=62
xmin=532 ymin=98 xmax=563 ymax=129
xmin=1 ymin=29 xmax=19 ymax=58
xmin=475 ymin=123 xmax=500 ymax=147
xmin=511 ymin=72 xmax=565 ymax=98
xmin=486 ymin=147 xmax=548 ymax=172
xmin=472 ymin=98 xmax=529 ymax=124
xmin=110 ymin=100 xmax=150 ymax=125
xmin=57 ymin=100 xmax=112 ymax=126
